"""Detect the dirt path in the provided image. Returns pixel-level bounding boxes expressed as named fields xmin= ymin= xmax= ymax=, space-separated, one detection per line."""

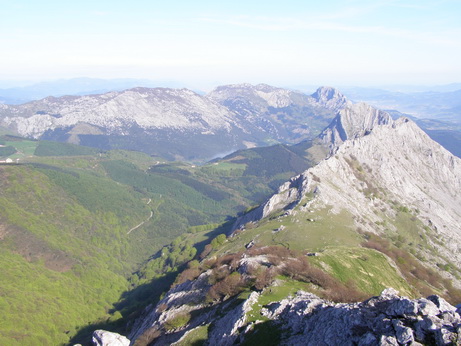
xmin=127 ymin=210 xmax=153 ymax=235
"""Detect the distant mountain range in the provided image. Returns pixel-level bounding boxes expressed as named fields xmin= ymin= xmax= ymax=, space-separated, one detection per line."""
xmin=2 ymin=82 xmax=461 ymax=161
xmin=0 ymin=84 xmax=345 ymax=161
xmin=0 ymin=77 xmax=185 ymax=105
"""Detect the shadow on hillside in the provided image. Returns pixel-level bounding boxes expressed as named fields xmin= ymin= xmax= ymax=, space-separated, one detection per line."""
xmin=69 ymin=223 xmax=233 ymax=345
xmin=68 ymin=271 xmax=178 ymax=345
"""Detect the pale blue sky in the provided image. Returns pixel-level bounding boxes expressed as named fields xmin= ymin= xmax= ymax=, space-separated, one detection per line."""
xmin=1 ymin=0 xmax=460 ymax=89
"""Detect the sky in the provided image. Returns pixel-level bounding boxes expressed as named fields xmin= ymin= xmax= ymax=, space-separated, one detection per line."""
xmin=1 ymin=0 xmax=461 ymax=89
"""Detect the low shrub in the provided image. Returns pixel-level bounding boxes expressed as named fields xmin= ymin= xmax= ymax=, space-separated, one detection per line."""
xmin=361 ymin=231 xmax=461 ymax=304
xmin=164 ymin=312 xmax=191 ymax=331
xmin=175 ymin=267 xmax=202 ymax=285
xmin=207 ymin=272 xmax=245 ymax=302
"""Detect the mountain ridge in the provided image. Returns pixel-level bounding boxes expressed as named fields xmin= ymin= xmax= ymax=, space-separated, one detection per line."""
xmin=0 ymin=84 xmax=342 ymax=161
xmin=2 ymin=86 xmax=461 ymax=345
xmin=232 ymin=104 xmax=461 ymax=267
xmin=117 ymin=100 xmax=461 ymax=345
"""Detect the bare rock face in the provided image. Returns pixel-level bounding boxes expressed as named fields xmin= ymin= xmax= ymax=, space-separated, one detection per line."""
xmin=311 ymin=86 xmax=351 ymax=112
xmin=0 ymin=84 xmax=345 ymax=159
xmin=123 ymin=287 xmax=460 ymax=345
xmin=319 ymin=102 xmax=393 ymax=152
xmin=231 ymin=172 xmax=309 ymax=233
xmin=0 ymin=84 xmax=344 ymax=143
xmin=262 ymin=289 xmax=461 ymax=345
xmin=207 ymin=83 xmax=303 ymax=111
xmin=310 ymin=116 xmax=461 ymax=266
xmin=231 ymin=103 xmax=461 ymax=268
xmin=205 ymin=291 xmax=260 ymax=346
xmin=207 ymin=84 xmax=344 ymax=143
xmin=128 ymin=271 xmax=212 ymax=343
xmin=91 ymin=330 xmax=130 ymax=346
xmin=208 ymin=84 xmax=348 ymax=116
xmin=127 ymin=267 xmax=261 ymax=346
xmin=0 ymin=88 xmax=237 ymax=138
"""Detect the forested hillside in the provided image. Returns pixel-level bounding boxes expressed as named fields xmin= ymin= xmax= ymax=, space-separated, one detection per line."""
xmin=0 ymin=135 xmax=314 ymax=344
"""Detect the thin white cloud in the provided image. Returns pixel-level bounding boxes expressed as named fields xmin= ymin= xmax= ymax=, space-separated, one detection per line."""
xmin=198 ymin=14 xmax=459 ymax=46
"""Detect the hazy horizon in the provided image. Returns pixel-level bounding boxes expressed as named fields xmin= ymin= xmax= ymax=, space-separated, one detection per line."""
xmin=2 ymin=0 xmax=460 ymax=89
xmin=1 ymin=76 xmax=461 ymax=94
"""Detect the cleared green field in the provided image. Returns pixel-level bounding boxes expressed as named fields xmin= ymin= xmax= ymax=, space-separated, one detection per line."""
xmin=0 ymin=137 xmax=38 ymax=159
xmin=218 ymin=207 xmax=361 ymax=255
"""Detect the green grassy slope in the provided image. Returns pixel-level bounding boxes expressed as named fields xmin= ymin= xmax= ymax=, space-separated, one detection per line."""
xmin=0 ymin=136 xmax=316 ymax=344
xmin=155 ymin=204 xmax=461 ymax=345
xmin=0 ymin=164 xmax=145 ymax=344
xmin=208 ymin=198 xmax=461 ymax=303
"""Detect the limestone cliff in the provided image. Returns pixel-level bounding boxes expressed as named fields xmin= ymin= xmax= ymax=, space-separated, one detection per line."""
xmin=262 ymin=288 xmax=461 ymax=345
xmin=232 ymin=103 xmax=461 ymax=268
xmin=319 ymin=101 xmax=392 ymax=152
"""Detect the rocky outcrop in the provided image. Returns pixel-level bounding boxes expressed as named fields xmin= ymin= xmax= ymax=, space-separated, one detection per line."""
xmin=319 ymin=102 xmax=392 ymax=151
xmin=208 ymin=84 xmax=348 ymax=116
xmin=230 ymin=104 xmax=461 ymax=268
xmin=205 ymin=291 xmax=260 ymax=346
xmin=231 ymin=102 xmax=394 ymax=232
xmin=231 ymin=172 xmax=309 ymax=233
xmin=207 ymin=84 xmax=343 ymax=143
xmin=311 ymin=86 xmax=350 ymax=112
xmin=128 ymin=270 xmax=212 ymax=343
xmin=311 ymin=116 xmax=461 ymax=266
xmin=208 ymin=83 xmax=303 ymax=111
xmin=115 ymin=287 xmax=461 ymax=345
xmin=91 ymin=330 xmax=130 ymax=346
xmin=127 ymin=270 xmax=261 ymax=346
xmin=262 ymin=288 xmax=461 ymax=345
xmin=0 ymin=84 xmax=344 ymax=142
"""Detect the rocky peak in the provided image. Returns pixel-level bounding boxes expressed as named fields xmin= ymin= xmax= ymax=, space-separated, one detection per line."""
xmin=253 ymin=83 xmax=279 ymax=92
xmin=231 ymin=103 xmax=461 ymax=267
xmin=311 ymin=86 xmax=350 ymax=111
xmin=319 ymin=102 xmax=393 ymax=152
xmin=209 ymin=83 xmax=278 ymax=95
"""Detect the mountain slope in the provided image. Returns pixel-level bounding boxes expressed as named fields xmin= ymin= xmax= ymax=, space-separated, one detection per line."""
xmin=234 ymin=104 xmax=461 ymax=268
xmin=0 ymin=85 xmax=343 ymax=161
xmin=122 ymin=102 xmax=461 ymax=345
xmin=0 ymin=133 xmax=319 ymax=345
xmin=207 ymin=84 xmax=344 ymax=144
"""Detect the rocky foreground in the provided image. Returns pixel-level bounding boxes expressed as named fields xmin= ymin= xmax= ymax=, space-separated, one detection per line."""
xmin=262 ymin=288 xmax=461 ymax=346
xmin=90 ymin=288 xmax=461 ymax=345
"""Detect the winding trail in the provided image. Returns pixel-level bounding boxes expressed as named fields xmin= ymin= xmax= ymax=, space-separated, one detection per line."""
xmin=127 ymin=211 xmax=153 ymax=235
xmin=127 ymin=198 xmax=154 ymax=235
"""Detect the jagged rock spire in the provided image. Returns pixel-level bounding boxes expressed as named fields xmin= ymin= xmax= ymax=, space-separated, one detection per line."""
xmin=311 ymin=86 xmax=350 ymax=111
xmin=319 ymin=102 xmax=393 ymax=152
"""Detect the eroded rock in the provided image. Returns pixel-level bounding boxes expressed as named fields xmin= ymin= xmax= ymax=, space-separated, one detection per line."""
xmin=260 ymin=289 xmax=460 ymax=346
xmin=91 ymin=330 xmax=130 ymax=346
